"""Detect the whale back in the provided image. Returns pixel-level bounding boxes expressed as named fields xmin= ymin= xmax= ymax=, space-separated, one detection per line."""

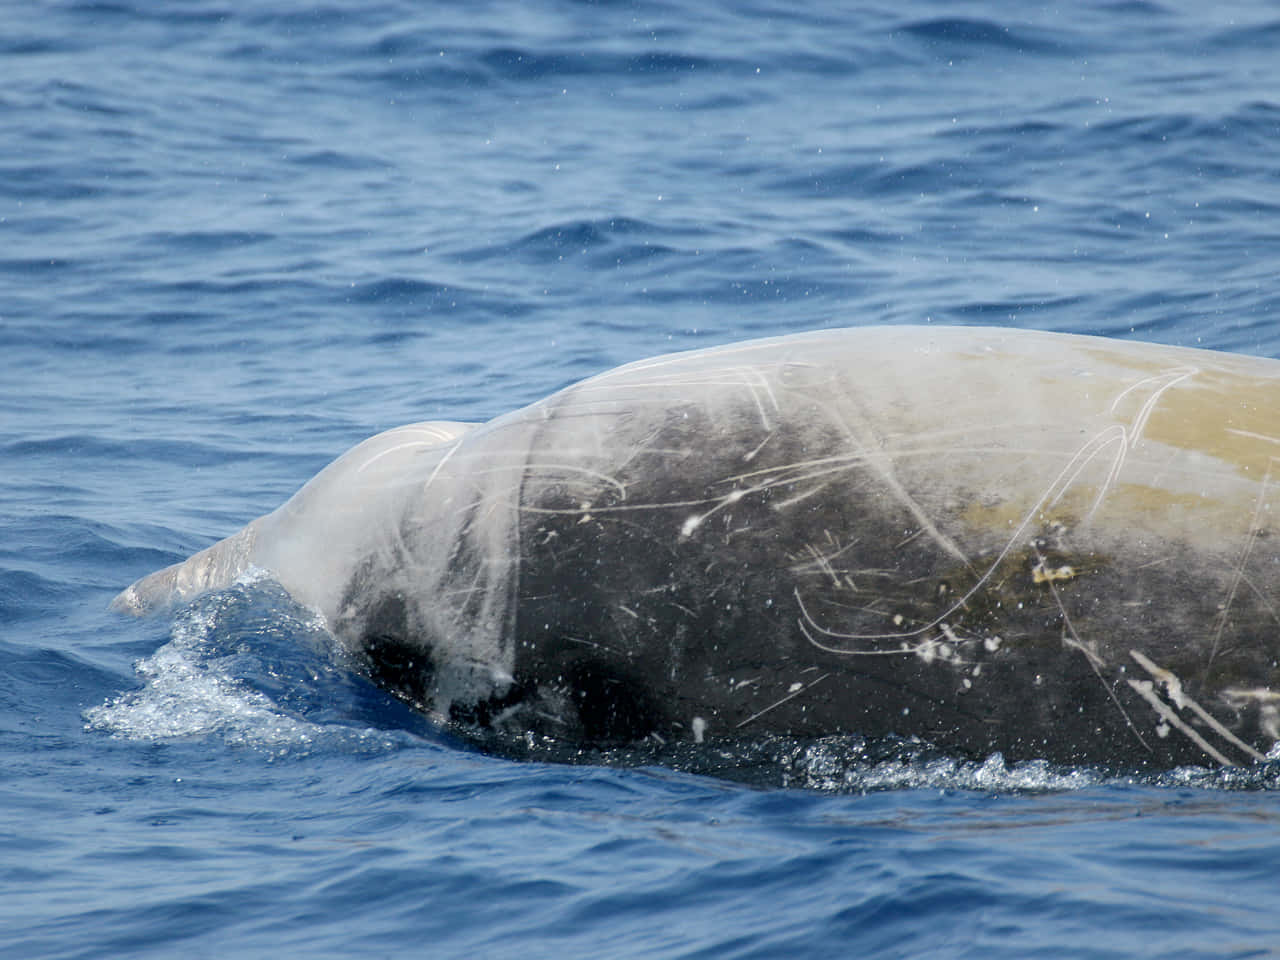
xmin=114 ymin=327 xmax=1280 ymax=767
xmin=484 ymin=327 xmax=1280 ymax=761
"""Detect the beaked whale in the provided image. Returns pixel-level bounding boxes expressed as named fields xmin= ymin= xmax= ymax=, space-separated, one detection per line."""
xmin=113 ymin=325 xmax=1280 ymax=769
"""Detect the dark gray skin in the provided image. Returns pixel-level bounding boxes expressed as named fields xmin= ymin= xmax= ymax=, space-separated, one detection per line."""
xmin=115 ymin=326 xmax=1280 ymax=769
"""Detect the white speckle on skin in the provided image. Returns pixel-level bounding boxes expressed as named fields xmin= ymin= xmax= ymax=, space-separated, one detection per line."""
xmin=692 ymin=716 xmax=707 ymax=743
xmin=788 ymin=682 xmax=803 ymax=693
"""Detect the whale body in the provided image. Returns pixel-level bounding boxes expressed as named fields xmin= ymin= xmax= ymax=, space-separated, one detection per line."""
xmin=114 ymin=326 xmax=1280 ymax=769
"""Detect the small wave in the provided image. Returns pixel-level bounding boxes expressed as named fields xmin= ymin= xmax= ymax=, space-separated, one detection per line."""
xmin=338 ymin=277 xmax=517 ymax=320
xmin=455 ymin=216 xmax=677 ymax=268
xmin=1207 ymin=18 xmax=1280 ymax=52
xmin=478 ymin=46 xmax=729 ymax=83
xmin=894 ymin=17 xmax=1074 ymax=56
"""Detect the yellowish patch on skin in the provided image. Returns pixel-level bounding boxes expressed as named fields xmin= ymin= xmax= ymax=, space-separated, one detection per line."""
xmin=956 ymin=498 xmax=1050 ymax=533
xmin=956 ymin=342 xmax=1278 ymax=470
xmin=1082 ymin=353 xmax=1280 ymax=477
xmin=1094 ymin=482 xmax=1247 ymax=532
xmin=1031 ymin=562 xmax=1075 ymax=584
xmin=969 ymin=484 xmax=1242 ymax=528
xmin=957 ymin=483 xmax=1258 ymax=574
xmin=949 ymin=352 xmax=1276 ymax=548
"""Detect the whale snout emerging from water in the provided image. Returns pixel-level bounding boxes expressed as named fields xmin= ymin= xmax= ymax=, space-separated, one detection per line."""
xmin=114 ymin=326 xmax=1280 ymax=769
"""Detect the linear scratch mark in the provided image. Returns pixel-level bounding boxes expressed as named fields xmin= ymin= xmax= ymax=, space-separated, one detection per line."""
xmin=1240 ymin=570 xmax=1280 ymax=628
xmin=806 ymin=543 xmax=842 ymax=589
xmin=1126 ymin=678 xmax=1232 ymax=766
xmin=796 ymin=615 xmax=917 ymax=657
xmin=772 ymin=481 xmax=830 ymax=510
xmin=1038 ymin=550 xmax=1151 ymax=754
xmin=735 ymin=673 xmax=830 ymax=729
xmin=506 ymin=462 xmax=630 ymax=500
xmin=1130 ymin=650 xmax=1265 ymax=763
xmin=737 ymin=367 xmax=775 ymax=433
xmin=1207 ymin=456 xmax=1274 ymax=675
xmin=1226 ymin=427 xmax=1280 ymax=446
xmin=1073 ymin=367 xmax=1196 ymax=521
xmin=743 ymin=429 xmax=776 ymax=463
xmin=815 ymin=391 xmax=974 ymax=571
xmin=792 ymin=424 xmax=1147 ymax=646
xmin=1109 ymin=367 xmax=1198 ymax=441
xmin=1218 ymin=427 xmax=1280 ymax=448
xmin=1122 ymin=368 xmax=1196 ymax=439
xmin=357 ymin=436 xmax=464 ymax=475
xmin=420 ymin=435 xmax=465 ymax=493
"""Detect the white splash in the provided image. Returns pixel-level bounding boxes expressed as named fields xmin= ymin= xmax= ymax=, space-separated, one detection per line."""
xmin=86 ymin=584 xmax=398 ymax=755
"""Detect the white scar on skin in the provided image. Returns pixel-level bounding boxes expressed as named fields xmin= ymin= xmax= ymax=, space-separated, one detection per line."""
xmin=735 ymin=672 xmax=831 ymax=729
xmin=793 ymin=420 xmax=1137 ymax=648
xmin=1226 ymin=428 xmax=1280 ymax=446
xmin=1108 ymin=366 xmax=1197 ymax=441
xmin=1129 ymin=650 xmax=1265 ymax=764
xmin=792 ymin=364 xmax=1216 ymax=653
xmin=581 ymin=362 xmax=783 ymax=432
xmin=1125 ymin=676 xmax=1232 ymax=766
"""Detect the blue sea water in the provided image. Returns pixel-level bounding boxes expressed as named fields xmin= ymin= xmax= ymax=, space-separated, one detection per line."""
xmin=5 ymin=0 xmax=1280 ymax=956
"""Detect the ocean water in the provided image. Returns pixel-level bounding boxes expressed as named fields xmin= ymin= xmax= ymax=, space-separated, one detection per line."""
xmin=5 ymin=0 xmax=1280 ymax=956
